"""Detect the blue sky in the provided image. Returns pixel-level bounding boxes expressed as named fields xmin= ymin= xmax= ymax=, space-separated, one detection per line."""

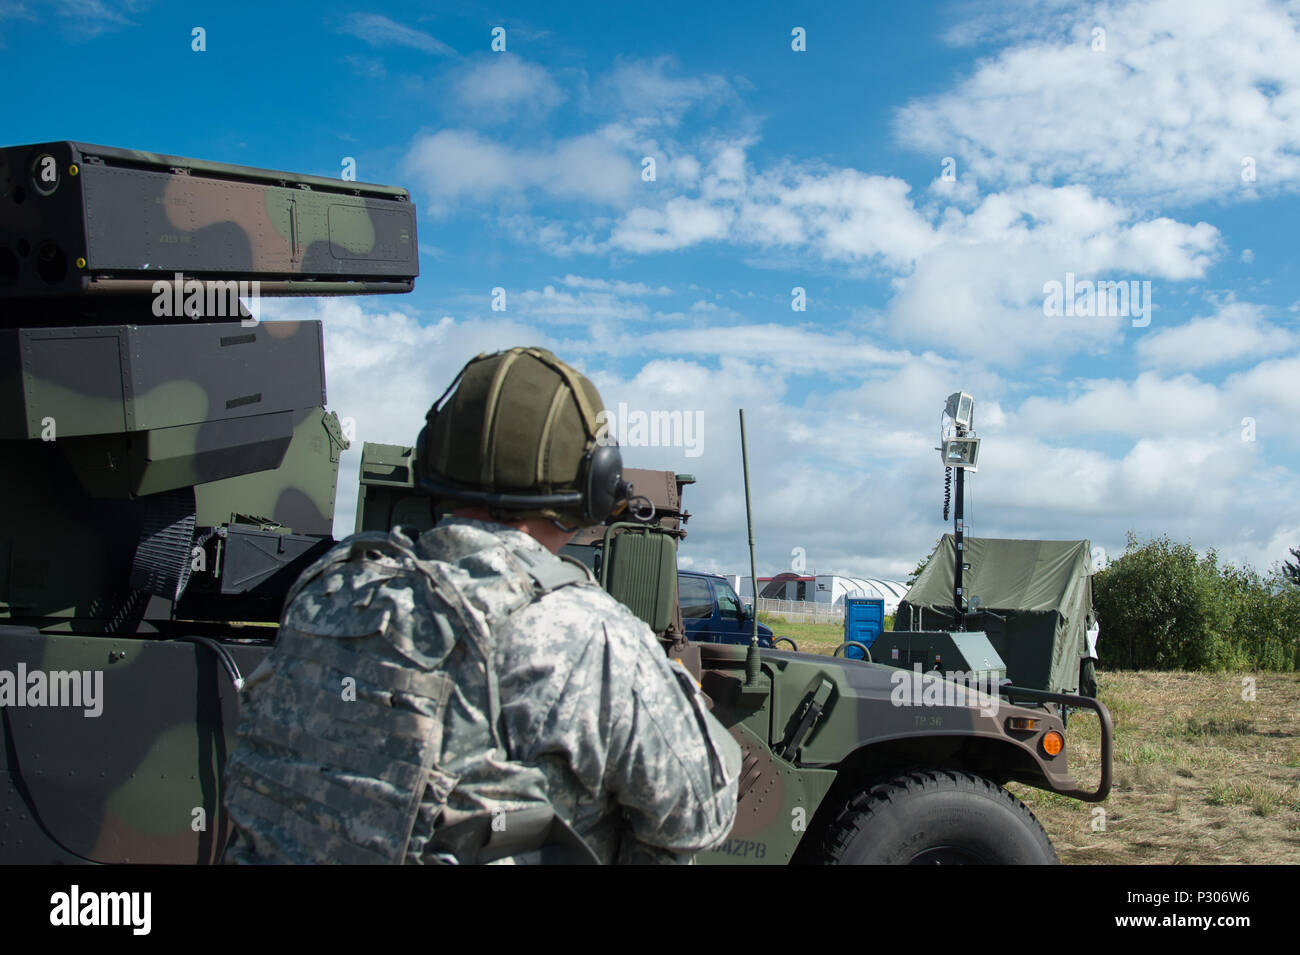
xmin=5 ymin=0 xmax=1299 ymax=580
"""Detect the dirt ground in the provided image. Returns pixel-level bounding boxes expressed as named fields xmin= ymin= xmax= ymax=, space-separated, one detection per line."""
xmin=1009 ymin=670 xmax=1300 ymax=864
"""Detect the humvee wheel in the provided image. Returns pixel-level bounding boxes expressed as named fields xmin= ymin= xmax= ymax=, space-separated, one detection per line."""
xmin=773 ymin=637 xmax=798 ymax=651
xmin=817 ymin=769 xmax=1058 ymax=865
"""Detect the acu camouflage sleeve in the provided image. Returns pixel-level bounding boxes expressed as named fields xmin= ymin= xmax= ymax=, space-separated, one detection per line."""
xmin=604 ymin=622 xmax=741 ymax=861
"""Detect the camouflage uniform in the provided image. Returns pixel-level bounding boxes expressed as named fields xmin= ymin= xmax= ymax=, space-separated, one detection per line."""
xmin=426 ymin=517 xmax=740 ymax=864
xmin=224 ymin=515 xmax=740 ymax=865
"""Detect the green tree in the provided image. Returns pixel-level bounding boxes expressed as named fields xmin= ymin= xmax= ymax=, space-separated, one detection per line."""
xmin=1094 ymin=533 xmax=1300 ymax=672
xmin=1283 ymin=547 xmax=1300 ymax=588
xmin=1092 ymin=533 xmax=1230 ymax=671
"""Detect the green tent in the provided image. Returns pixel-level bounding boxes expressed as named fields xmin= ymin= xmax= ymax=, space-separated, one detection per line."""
xmin=895 ymin=536 xmax=1095 ymax=693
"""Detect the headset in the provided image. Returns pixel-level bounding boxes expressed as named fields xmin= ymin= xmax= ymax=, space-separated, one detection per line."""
xmin=416 ymin=433 xmax=628 ymax=524
xmin=414 ymin=349 xmax=631 ymax=525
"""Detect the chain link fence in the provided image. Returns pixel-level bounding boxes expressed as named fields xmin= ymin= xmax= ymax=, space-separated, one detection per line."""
xmin=756 ymin=597 xmax=844 ymax=625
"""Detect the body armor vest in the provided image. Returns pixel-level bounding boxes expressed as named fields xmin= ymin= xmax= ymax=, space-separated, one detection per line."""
xmin=223 ymin=525 xmax=592 ymax=864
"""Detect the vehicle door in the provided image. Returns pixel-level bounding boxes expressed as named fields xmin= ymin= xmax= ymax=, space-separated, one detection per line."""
xmin=713 ymin=578 xmax=748 ymax=641
xmin=678 ymin=574 xmax=715 ymax=641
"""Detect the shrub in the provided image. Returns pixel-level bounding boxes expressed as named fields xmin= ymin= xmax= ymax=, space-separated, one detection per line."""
xmin=1094 ymin=533 xmax=1300 ymax=672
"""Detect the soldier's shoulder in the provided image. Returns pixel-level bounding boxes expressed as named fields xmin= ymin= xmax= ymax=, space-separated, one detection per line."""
xmin=497 ymin=582 xmax=659 ymax=657
xmin=513 ymin=581 xmax=647 ymax=630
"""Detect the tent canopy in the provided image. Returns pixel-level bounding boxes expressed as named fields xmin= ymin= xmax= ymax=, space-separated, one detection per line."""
xmin=896 ymin=536 xmax=1094 ymax=693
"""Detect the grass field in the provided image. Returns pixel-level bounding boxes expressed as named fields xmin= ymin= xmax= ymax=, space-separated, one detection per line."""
xmin=760 ymin=613 xmax=892 ymax=656
xmin=759 ymin=615 xmax=1300 ymax=864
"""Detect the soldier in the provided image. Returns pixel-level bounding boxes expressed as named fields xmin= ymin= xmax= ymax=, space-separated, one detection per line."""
xmin=223 ymin=346 xmax=740 ymax=864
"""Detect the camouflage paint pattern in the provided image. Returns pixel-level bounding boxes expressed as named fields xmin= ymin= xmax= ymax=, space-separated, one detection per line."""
xmin=0 ymin=142 xmax=418 ymax=864
xmin=691 ymin=642 xmax=1104 ymax=864
xmin=1 ymin=141 xmax=417 ymax=301
xmin=0 ymin=625 xmax=266 ymax=862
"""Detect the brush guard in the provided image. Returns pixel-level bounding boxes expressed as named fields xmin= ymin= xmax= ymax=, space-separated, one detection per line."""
xmin=1000 ymin=684 xmax=1113 ymax=802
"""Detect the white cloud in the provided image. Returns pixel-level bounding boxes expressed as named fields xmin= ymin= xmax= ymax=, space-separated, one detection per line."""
xmin=511 ymin=284 xmax=654 ymax=325
xmin=883 ymin=185 xmax=1220 ymax=362
xmin=898 ymin=0 xmax=1300 ymax=203
xmin=560 ymin=275 xmax=672 ymax=295
xmin=611 ymin=196 xmax=734 ymax=252
xmin=1008 ymin=360 xmax=1300 ymax=452
xmin=253 ymin=294 xmax=1300 ymax=583
xmin=743 ymin=167 xmax=938 ymax=269
xmin=340 ymin=13 xmax=456 ymax=56
xmin=403 ymin=58 xmax=1225 ymax=378
xmin=404 ymin=128 xmax=638 ymax=212
xmin=1 ymin=0 xmax=145 ymax=40
xmin=499 ymin=214 xmax=607 ymax=257
xmin=596 ymin=152 xmax=1220 ymax=368
xmin=1013 ymin=372 xmax=1229 ymax=437
xmin=604 ymin=55 xmax=735 ymax=124
xmin=623 ymin=324 xmax=912 ymax=375
xmin=454 ymin=54 xmax=565 ymax=120
xmin=403 ymin=77 xmax=1224 ymax=364
xmin=607 ymin=146 xmax=939 ymax=267
xmin=1137 ymin=302 xmax=1295 ymax=369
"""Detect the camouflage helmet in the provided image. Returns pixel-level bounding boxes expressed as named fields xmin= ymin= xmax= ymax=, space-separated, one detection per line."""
xmin=416 ymin=347 xmax=628 ymax=526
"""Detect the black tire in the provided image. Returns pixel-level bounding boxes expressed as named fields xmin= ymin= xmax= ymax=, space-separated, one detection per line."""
xmin=817 ymin=769 xmax=1059 ymax=865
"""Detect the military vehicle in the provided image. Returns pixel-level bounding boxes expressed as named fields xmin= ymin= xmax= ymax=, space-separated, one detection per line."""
xmin=0 ymin=141 xmax=415 ymax=862
xmin=357 ymin=448 xmax=1114 ymax=864
xmin=1 ymin=142 xmax=1111 ymax=865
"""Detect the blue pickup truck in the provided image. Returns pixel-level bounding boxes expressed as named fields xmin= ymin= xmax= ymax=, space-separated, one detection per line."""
xmin=677 ymin=570 xmax=777 ymax=647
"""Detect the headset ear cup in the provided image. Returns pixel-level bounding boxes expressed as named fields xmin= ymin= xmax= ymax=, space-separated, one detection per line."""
xmin=584 ymin=442 xmax=624 ymax=523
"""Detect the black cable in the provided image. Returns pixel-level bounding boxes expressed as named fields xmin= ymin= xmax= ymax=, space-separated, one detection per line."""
xmin=172 ymin=635 xmax=245 ymax=690
xmin=942 ymin=466 xmax=952 ymax=521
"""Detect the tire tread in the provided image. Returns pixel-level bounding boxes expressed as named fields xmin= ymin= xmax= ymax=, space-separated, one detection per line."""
xmin=818 ymin=768 xmax=1058 ymax=864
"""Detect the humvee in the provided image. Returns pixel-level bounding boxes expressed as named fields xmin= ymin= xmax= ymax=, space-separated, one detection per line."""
xmin=357 ymin=448 xmax=1113 ymax=864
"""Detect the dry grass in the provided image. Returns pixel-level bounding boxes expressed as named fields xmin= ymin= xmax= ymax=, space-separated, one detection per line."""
xmin=1008 ymin=671 xmax=1300 ymax=865
xmin=766 ymin=620 xmax=1300 ymax=864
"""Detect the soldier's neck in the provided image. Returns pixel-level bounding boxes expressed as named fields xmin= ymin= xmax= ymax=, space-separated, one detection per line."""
xmin=450 ymin=508 xmax=575 ymax=555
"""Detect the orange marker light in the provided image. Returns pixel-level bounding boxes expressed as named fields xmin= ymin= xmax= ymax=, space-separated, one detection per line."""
xmin=1042 ymin=731 xmax=1064 ymax=757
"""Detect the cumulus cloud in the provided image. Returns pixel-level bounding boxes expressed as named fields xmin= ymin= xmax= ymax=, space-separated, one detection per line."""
xmin=404 ymin=128 xmax=638 ymax=212
xmin=404 ymin=54 xmax=1227 ymax=364
xmin=897 ymin=0 xmax=1300 ymax=204
xmin=1013 ymin=372 xmax=1231 ymax=437
xmin=598 ymin=149 xmax=1221 ymax=369
xmin=454 ymin=54 xmax=566 ymax=121
xmin=298 ymin=9 xmax=1300 ymax=578
xmin=253 ymin=291 xmax=1300 ymax=582
xmin=611 ymin=196 xmax=735 ymax=252
xmin=1137 ymin=302 xmax=1295 ymax=369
